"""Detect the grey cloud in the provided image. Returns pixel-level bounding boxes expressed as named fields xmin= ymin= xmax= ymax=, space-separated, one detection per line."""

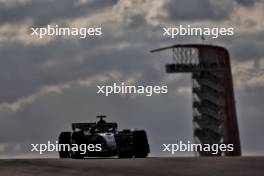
xmin=0 ymin=24 xmax=191 ymax=103
xmin=123 ymin=14 xmax=147 ymax=29
xmin=0 ymin=0 xmax=117 ymax=26
xmin=165 ymin=0 xmax=234 ymax=21
xmin=236 ymin=0 xmax=256 ymax=7
xmin=0 ymin=37 xmax=151 ymax=102
xmin=228 ymin=31 xmax=264 ymax=61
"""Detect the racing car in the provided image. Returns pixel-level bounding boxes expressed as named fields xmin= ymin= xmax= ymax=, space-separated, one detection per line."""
xmin=58 ymin=115 xmax=150 ymax=159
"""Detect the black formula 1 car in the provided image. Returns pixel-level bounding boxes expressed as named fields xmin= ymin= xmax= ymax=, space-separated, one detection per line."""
xmin=58 ymin=115 xmax=150 ymax=159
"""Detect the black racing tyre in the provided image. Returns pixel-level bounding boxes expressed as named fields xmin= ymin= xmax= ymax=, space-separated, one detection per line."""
xmin=71 ymin=132 xmax=84 ymax=159
xmin=132 ymin=130 xmax=150 ymax=158
xmin=58 ymin=132 xmax=72 ymax=158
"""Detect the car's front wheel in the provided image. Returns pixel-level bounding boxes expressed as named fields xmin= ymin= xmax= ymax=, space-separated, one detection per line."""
xmin=58 ymin=132 xmax=72 ymax=158
xmin=132 ymin=130 xmax=150 ymax=158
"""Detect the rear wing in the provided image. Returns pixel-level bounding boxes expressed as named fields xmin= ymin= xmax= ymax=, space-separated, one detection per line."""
xmin=72 ymin=123 xmax=96 ymax=131
xmin=98 ymin=123 xmax=118 ymax=128
xmin=72 ymin=122 xmax=118 ymax=131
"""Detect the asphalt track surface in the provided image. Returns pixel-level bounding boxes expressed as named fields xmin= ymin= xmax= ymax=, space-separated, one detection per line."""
xmin=0 ymin=157 xmax=263 ymax=176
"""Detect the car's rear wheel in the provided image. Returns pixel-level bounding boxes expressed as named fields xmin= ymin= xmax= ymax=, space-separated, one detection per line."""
xmin=58 ymin=132 xmax=72 ymax=158
xmin=132 ymin=130 xmax=150 ymax=158
xmin=71 ymin=132 xmax=84 ymax=159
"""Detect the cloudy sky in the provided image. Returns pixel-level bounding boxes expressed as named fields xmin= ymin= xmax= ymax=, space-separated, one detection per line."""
xmin=0 ymin=0 xmax=263 ymax=158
